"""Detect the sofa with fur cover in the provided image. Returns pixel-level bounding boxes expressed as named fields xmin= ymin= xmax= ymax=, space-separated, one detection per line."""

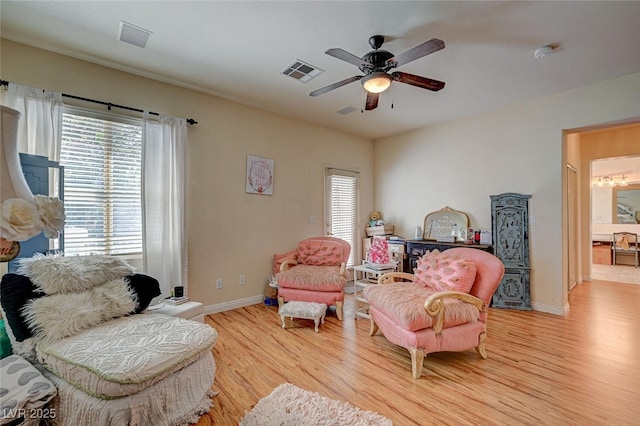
xmin=0 ymin=254 xmax=218 ymax=426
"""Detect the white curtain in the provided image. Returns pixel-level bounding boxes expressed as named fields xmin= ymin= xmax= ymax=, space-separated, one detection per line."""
xmin=0 ymin=83 xmax=63 ymax=161
xmin=142 ymin=113 xmax=187 ymax=299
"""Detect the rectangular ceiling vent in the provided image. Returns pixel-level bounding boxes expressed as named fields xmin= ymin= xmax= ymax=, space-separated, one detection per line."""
xmin=282 ymin=60 xmax=323 ymax=83
xmin=118 ymin=21 xmax=152 ymax=48
xmin=336 ymin=106 xmax=358 ymax=115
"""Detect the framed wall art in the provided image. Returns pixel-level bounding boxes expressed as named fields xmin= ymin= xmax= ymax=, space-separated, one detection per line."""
xmin=246 ymin=155 xmax=274 ymax=195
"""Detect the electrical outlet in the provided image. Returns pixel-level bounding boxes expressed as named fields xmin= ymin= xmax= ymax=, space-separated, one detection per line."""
xmin=216 ymin=278 xmax=223 ymax=289
xmin=239 ymin=275 xmax=246 ymax=286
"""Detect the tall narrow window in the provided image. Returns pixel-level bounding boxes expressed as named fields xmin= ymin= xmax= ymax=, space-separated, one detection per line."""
xmin=325 ymin=167 xmax=359 ymax=267
xmin=60 ymin=109 xmax=143 ymax=256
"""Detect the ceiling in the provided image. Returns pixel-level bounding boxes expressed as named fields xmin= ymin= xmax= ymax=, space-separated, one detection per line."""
xmin=592 ymin=155 xmax=640 ymax=185
xmin=2 ymin=1 xmax=640 ymax=140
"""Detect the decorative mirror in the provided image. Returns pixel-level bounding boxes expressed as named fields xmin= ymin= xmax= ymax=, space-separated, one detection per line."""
xmin=613 ymin=185 xmax=640 ymax=224
xmin=423 ymin=206 xmax=469 ymax=241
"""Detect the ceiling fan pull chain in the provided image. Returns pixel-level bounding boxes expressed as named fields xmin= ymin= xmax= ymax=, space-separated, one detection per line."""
xmin=391 ymin=84 xmax=395 ymax=109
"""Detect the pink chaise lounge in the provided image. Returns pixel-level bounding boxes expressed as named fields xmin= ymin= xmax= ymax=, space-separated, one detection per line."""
xmin=365 ymin=247 xmax=504 ymax=378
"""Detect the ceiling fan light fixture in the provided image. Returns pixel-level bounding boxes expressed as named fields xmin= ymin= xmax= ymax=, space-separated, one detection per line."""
xmin=362 ymin=72 xmax=392 ymax=94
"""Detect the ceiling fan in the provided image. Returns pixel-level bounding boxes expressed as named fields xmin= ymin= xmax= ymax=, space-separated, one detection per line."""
xmin=310 ymin=35 xmax=446 ymax=111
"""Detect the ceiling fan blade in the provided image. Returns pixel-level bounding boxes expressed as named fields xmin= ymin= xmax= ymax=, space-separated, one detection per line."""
xmin=309 ymin=75 xmax=363 ymax=96
xmin=392 ymin=72 xmax=445 ymax=91
xmin=365 ymin=92 xmax=379 ymax=111
xmin=391 ymin=38 xmax=445 ymax=67
xmin=325 ymin=48 xmax=369 ymax=68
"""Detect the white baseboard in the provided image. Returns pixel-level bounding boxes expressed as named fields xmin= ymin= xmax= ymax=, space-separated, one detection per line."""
xmin=530 ymin=301 xmax=568 ymax=316
xmin=204 ymin=295 xmax=265 ymax=315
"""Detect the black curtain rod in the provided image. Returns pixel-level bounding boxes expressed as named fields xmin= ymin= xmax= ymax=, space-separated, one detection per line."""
xmin=0 ymin=79 xmax=197 ymax=125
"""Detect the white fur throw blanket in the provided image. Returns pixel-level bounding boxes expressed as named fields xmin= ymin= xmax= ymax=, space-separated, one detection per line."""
xmin=23 ymin=278 xmax=136 ymax=344
xmin=16 ymin=254 xmax=135 ymax=294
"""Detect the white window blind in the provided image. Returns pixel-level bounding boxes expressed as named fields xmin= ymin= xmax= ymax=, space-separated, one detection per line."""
xmin=60 ymin=110 xmax=143 ymax=255
xmin=325 ymin=168 xmax=359 ymax=267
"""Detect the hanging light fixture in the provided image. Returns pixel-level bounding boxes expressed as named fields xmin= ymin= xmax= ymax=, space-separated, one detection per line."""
xmin=592 ymin=174 xmax=634 ymax=188
xmin=361 ymin=72 xmax=392 ymax=94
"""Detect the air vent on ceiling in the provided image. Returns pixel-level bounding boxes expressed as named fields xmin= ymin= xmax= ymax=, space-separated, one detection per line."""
xmin=282 ymin=60 xmax=323 ymax=83
xmin=336 ymin=106 xmax=357 ymax=115
xmin=118 ymin=21 xmax=152 ymax=48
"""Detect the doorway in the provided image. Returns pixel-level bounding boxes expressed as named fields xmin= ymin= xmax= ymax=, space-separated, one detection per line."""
xmin=567 ymin=165 xmax=578 ymax=291
xmin=574 ymin=123 xmax=640 ymax=288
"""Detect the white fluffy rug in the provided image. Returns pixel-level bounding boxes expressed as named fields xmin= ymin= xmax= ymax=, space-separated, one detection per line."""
xmin=239 ymin=383 xmax=393 ymax=426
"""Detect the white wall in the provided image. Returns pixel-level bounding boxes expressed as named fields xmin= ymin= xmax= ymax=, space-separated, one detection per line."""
xmin=375 ymin=72 xmax=640 ymax=314
xmin=0 ymin=40 xmax=374 ymax=310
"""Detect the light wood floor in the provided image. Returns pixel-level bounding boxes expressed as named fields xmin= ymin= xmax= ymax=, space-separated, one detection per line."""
xmin=197 ymin=280 xmax=640 ymax=425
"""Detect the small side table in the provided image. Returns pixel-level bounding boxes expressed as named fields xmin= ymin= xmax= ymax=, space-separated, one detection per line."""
xmin=352 ymin=264 xmax=396 ymax=320
xmin=149 ymin=301 xmax=205 ymax=323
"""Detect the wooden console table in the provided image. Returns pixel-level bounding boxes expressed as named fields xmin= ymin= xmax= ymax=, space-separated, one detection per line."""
xmin=405 ymin=240 xmax=493 ymax=271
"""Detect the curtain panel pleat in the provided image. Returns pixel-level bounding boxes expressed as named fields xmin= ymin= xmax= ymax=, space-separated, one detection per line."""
xmin=142 ymin=113 xmax=187 ymax=299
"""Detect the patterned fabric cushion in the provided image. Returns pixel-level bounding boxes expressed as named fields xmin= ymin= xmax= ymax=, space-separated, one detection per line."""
xmin=296 ymin=239 xmax=343 ymax=266
xmin=413 ymin=250 xmax=477 ymax=293
xmin=364 ymin=282 xmax=480 ymax=332
xmin=35 ymin=313 xmax=218 ymax=399
xmin=0 ymin=354 xmax=57 ymax=420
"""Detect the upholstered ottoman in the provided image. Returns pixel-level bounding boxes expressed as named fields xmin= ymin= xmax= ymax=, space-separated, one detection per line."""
xmin=278 ymin=301 xmax=328 ymax=332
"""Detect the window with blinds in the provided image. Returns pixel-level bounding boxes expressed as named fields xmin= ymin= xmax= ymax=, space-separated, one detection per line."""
xmin=60 ymin=110 xmax=143 ymax=256
xmin=325 ymin=168 xmax=359 ymax=267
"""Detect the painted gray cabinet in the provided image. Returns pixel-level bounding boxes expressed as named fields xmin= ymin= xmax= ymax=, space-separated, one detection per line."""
xmin=490 ymin=193 xmax=532 ymax=310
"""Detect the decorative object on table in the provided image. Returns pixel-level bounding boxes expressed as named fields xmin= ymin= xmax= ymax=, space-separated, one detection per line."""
xmin=422 ymin=206 xmax=468 ymax=241
xmin=246 ymin=155 xmax=274 ymax=195
xmin=414 ymin=224 xmax=423 ymax=240
xmin=367 ymin=211 xmax=382 ymax=227
xmin=466 ymin=228 xmax=475 ymax=244
xmin=165 ymin=296 xmax=190 ymax=305
xmin=367 ymin=236 xmax=390 ymax=264
xmin=278 ymin=301 xmax=327 ymax=332
xmin=239 ymin=383 xmax=392 ymax=426
xmin=490 ymin=193 xmax=532 ymax=310
xmin=365 ymin=211 xmax=395 ymax=236
xmin=480 ymin=229 xmax=492 ymax=245
xmin=173 ymin=285 xmax=184 ymax=298
xmin=1 ymin=106 xmax=65 ymax=262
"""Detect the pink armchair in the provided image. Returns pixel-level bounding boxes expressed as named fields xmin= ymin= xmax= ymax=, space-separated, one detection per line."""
xmin=275 ymin=237 xmax=351 ymax=320
xmin=365 ymin=247 xmax=504 ymax=378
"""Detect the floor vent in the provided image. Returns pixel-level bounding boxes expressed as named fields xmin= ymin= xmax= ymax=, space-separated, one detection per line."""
xmin=282 ymin=60 xmax=323 ymax=83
